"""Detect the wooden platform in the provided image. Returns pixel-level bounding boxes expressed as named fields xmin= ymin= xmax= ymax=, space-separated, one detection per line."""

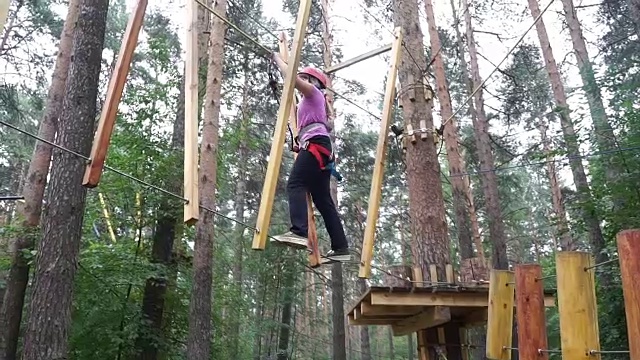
xmin=347 ymin=283 xmax=556 ymax=337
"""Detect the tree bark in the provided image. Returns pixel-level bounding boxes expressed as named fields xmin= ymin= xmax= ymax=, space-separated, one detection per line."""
xmin=228 ymin=61 xmax=250 ymax=360
xmin=21 ymin=0 xmax=109 ymax=358
xmin=449 ymin=0 xmax=484 ymax=261
xmin=393 ymin=0 xmax=450 ymax=279
xmin=462 ymin=0 xmax=508 ymax=270
xmin=320 ymin=1 xmax=347 ymax=358
xmin=135 ymin=70 xmax=186 ymax=360
xmin=186 ymin=0 xmax=227 ymax=358
xmin=526 ymin=0 xmax=607 ymax=267
xmin=538 ymin=122 xmax=573 ymax=250
xmin=358 ymin=278 xmax=372 ymax=360
xmin=0 ymin=1 xmax=80 ymax=359
xmin=276 ymin=259 xmax=296 ymax=360
xmin=559 ymin=0 xmax=620 ymax=186
xmin=423 ymin=0 xmax=474 ymax=260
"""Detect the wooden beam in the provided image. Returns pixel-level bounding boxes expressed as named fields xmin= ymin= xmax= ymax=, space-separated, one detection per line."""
xmin=251 ymin=0 xmax=312 ymax=250
xmin=417 ymin=330 xmax=429 ymax=360
xmin=324 ymin=43 xmax=392 ymax=74
xmin=348 ymin=314 xmax=399 ymax=326
xmin=358 ymin=26 xmax=403 ymax=278
xmin=391 ymin=306 xmax=451 ymax=336
xmin=83 ymin=0 xmax=148 ymax=188
xmin=370 ymin=291 xmax=489 ymax=307
xmin=366 ymin=288 xmax=554 ymax=308
xmin=461 ymin=308 xmax=488 ymax=325
xmin=515 ymin=264 xmax=549 ymax=360
xmin=0 ymin=0 xmax=9 ymax=36
xmin=617 ymin=229 xmax=640 ymax=360
xmin=486 ymin=270 xmax=515 ymax=360
xmin=360 ymin=302 xmax=423 ymax=317
xmin=183 ymin=0 xmax=200 ymax=225
xmin=276 ymin=31 xmax=320 ymax=267
xmin=98 ymin=193 xmax=117 ymax=243
xmin=556 ymin=252 xmax=600 ymax=360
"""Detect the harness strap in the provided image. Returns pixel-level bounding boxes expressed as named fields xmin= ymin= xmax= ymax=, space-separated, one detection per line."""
xmin=304 ymin=142 xmax=332 ymax=170
xmin=298 ymin=122 xmax=330 ymax=142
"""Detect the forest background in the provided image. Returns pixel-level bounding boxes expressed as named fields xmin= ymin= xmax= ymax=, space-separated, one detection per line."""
xmin=0 ymin=0 xmax=636 ymax=358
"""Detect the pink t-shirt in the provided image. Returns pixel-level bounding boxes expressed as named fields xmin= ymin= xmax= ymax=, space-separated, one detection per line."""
xmin=297 ymin=86 xmax=330 ymax=143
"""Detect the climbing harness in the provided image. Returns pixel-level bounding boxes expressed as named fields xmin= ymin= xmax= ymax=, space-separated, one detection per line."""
xmin=297 ymin=122 xmax=330 ymax=142
xmin=293 ymin=140 xmax=343 ymax=182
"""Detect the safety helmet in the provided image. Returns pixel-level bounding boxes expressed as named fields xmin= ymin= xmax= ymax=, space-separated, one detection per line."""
xmin=298 ymin=67 xmax=328 ymax=89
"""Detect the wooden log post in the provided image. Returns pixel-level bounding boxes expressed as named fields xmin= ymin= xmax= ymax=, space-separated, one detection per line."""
xmin=515 ymin=264 xmax=548 ymax=360
xmin=83 ymin=0 xmax=148 ymax=188
xmin=556 ymin=251 xmax=600 ymax=360
xmin=486 ymin=270 xmax=515 ymax=360
xmin=277 ymin=31 xmax=320 ymax=267
xmin=251 ymin=0 xmax=312 ymax=250
xmin=616 ymin=230 xmax=640 ymax=360
xmin=358 ymin=26 xmax=403 ymax=278
xmin=183 ymin=0 xmax=200 ymax=225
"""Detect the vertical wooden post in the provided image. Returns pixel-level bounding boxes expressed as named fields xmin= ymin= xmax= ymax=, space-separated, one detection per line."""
xmin=486 ymin=270 xmax=515 ymax=360
xmin=183 ymin=0 xmax=200 ymax=225
xmin=616 ymin=230 xmax=640 ymax=360
xmin=0 ymin=0 xmax=9 ymax=36
xmin=515 ymin=264 xmax=548 ymax=360
xmin=556 ymin=251 xmax=600 ymax=360
xmin=251 ymin=0 xmax=312 ymax=250
xmin=82 ymin=0 xmax=148 ymax=187
xmin=277 ymin=32 xmax=320 ymax=267
xmin=97 ymin=193 xmax=117 ymax=243
xmin=358 ymin=26 xmax=403 ymax=278
xmin=460 ymin=328 xmax=469 ymax=360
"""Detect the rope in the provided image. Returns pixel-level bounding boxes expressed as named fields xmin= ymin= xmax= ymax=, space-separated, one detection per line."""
xmin=194 ymin=0 xmax=272 ymax=55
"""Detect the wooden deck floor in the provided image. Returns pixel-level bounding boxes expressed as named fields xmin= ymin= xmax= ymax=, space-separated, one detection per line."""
xmin=347 ymin=283 xmax=556 ymax=336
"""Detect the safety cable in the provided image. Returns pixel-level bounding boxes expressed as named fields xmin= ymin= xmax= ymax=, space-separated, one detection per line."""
xmin=194 ymin=0 xmax=272 ymax=55
xmin=439 ymin=0 xmax=556 ymax=131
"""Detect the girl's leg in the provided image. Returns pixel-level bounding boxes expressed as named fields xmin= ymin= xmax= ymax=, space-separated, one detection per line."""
xmin=287 ymin=154 xmax=309 ymax=237
xmin=308 ymin=170 xmax=349 ymax=252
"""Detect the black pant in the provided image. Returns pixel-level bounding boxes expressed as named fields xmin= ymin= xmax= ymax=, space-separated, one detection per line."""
xmin=287 ymin=137 xmax=349 ymax=251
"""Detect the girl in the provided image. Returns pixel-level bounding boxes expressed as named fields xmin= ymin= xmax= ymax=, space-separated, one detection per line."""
xmin=270 ymin=52 xmax=350 ymax=262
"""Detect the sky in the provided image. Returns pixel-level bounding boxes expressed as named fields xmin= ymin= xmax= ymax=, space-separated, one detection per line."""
xmin=256 ymin=0 xmax=606 ymax=185
xmin=0 ymin=0 xmax=609 ymax=209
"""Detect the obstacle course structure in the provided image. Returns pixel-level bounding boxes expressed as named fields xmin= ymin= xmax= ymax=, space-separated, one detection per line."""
xmin=346 ymin=229 xmax=640 ymax=360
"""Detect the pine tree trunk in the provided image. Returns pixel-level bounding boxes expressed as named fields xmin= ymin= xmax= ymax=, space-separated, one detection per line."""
xmin=0 ymin=1 xmax=79 ymax=359
xmin=423 ymin=0 xmax=474 ymax=260
xmin=229 ymin=63 xmax=250 ymax=360
xmin=135 ymin=70 xmax=186 ymax=360
xmin=186 ymin=0 xmax=227 ymax=358
xmin=526 ymin=0 xmax=608 ymax=268
xmin=538 ymin=122 xmax=573 ymax=250
xmin=449 ymin=0 xmax=485 ymax=262
xmin=357 ymin=278 xmax=372 ymax=360
xmin=393 ymin=0 xmax=450 ymax=279
xmin=462 ymin=0 xmax=508 ymax=270
xmin=559 ymin=0 xmax=620 ymax=187
xmin=276 ymin=259 xmax=296 ymax=360
xmin=21 ymin=0 xmax=108 ymax=357
xmin=354 ymin=206 xmax=372 ymax=360
xmin=158 ymin=73 xmax=187 ymax=360
xmin=320 ymin=1 xmax=347 ymax=357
